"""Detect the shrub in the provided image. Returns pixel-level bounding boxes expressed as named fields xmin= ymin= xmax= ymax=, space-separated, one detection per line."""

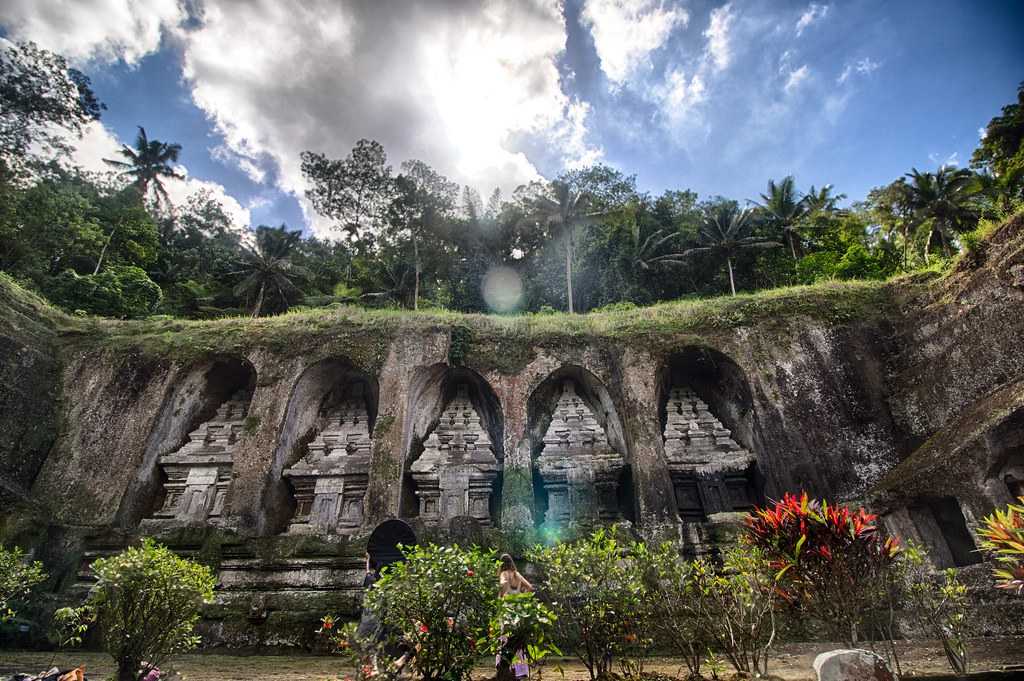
xmin=978 ymin=497 xmax=1024 ymax=595
xmin=641 ymin=544 xmax=709 ymax=679
xmin=0 ymin=545 xmax=46 ymax=623
xmin=488 ymin=592 xmax=559 ymax=679
xmin=744 ymin=492 xmax=901 ymax=646
xmin=901 ymin=543 xmax=970 ymax=676
xmin=48 ymin=265 xmax=162 ymax=318
xmin=87 ymin=539 xmax=215 ymax=681
xmin=689 ymin=547 xmax=778 ymax=678
xmin=362 ymin=544 xmax=500 ymax=681
xmin=529 ymin=526 xmax=648 ymax=681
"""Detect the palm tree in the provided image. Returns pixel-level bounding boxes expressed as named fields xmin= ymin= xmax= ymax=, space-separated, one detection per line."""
xmin=528 ymin=180 xmax=602 ymax=313
xmin=802 ymin=184 xmax=847 ymax=213
xmin=232 ymin=225 xmax=310 ymax=318
xmin=682 ymin=205 xmax=782 ymax=296
xmin=904 ymin=166 xmax=981 ymax=262
xmin=104 ymin=126 xmax=184 ymax=205
xmin=625 ymin=221 xmax=689 ymax=270
xmin=757 ymin=176 xmax=806 ymax=260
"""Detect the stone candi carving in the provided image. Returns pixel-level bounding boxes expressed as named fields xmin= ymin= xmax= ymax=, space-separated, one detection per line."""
xmin=154 ymin=390 xmax=251 ymax=522
xmin=536 ymin=381 xmax=625 ymax=527
xmin=284 ymin=385 xmax=372 ymax=534
xmin=410 ymin=385 xmax=499 ymax=526
xmin=663 ymin=387 xmax=757 ymax=521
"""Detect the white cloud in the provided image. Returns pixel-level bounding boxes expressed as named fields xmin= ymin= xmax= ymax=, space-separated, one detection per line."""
xmin=4 ymin=1 xmax=598 ymax=238
xmin=703 ymin=3 xmax=735 ymax=72
xmin=795 ymin=3 xmax=829 ymax=37
xmin=784 ymin=65 xmax=810 ymax=93
xmin=582 ymin=0 xmax=688 ymax=85
xmin=0 ymin=0 xmax=184 ymax=64
xmin=978 ymin=126 xmax=987 ymax=140
xmin=551 ymin=100 xmax=605 ymax=170
xmin=656 ymin=68 xmax=708 ymax=128
xmin=837 ymin=57 xmax=880 ymax=84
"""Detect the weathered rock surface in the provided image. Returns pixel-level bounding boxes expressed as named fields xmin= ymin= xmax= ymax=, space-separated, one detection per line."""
xmin=813 ymin=649 xmax=895 ymax=681
xmin=1 ymin=216 xmax=1023 ymax=647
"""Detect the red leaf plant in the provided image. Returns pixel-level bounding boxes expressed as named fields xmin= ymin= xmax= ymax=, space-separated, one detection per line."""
xmin=744 ymin=492 xmax=901 ymax=646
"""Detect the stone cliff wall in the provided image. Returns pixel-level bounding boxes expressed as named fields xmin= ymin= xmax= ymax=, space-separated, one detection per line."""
xmin=2 ymin=216 xmax=1023 ymax=647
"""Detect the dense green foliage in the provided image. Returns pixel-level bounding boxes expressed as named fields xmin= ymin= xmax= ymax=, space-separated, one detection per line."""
xmin=1 ymin=42 xmax=1019 ymax=319
xmin=87 ymin=539 xmax=216 ymax=681
xmin=0 ymin=544 xmax=46 ymax=623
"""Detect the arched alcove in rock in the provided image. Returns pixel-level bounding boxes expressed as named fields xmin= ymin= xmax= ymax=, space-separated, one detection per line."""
xmin=656 ymin=347 xmax=765 ymax=522
xmin=526 ymin=365 xmax=633 ymax=529
xmin=262 ymin=356 xmax=379 ymax=535
xmin=399 ymin=365 xmax=504 ymax=525
xmin=118 ymin=356 xmax=256 ymax=528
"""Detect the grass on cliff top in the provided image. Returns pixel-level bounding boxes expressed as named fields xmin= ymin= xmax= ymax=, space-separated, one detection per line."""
xmin=1 ymin=270 xmax=901 ymax=366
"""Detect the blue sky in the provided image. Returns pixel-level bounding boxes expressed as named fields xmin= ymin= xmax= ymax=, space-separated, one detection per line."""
xmin=2 ymin=0 xmax=1021 ymax=236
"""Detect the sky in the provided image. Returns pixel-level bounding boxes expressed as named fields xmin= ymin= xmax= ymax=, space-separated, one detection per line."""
xmin=1 ymin=0 xmax=1022 ymax=237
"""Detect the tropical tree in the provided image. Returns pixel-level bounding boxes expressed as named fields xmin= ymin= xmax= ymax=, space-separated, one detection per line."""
xmin=104 ymin=126 xmax=183 ymax=206
xmin=682 ymin=204 xmax=782 ymax=296
xmin=802 ymin=184 xmax=847 ymax=213
xmin=525 ymin=179 xmax=597 ymax=313
xmin=758 ymin=176 xmax=807 ymax=260
xmin=971 ymin=82 xmax=1024 ymax=206
xmin=232 ymin=225 xmax=310 ymax=317
xmin=904 ymin=166 xmax=981 ymax=261
xmin=301 ymin=139 xmax=396 ymax=237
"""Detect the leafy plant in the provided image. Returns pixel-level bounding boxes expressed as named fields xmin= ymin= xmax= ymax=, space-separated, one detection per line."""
xmin=488 ymin=592 xmax=560 ymax=679
xmin=687 ymin=547 xmax=778 ymax=678
xmin=978 ymin=497 xmax=1024 ymax=594
xmin=528 ymin=526 xmax=648 ymax=681
xmin=87 ymin=538 xmax=216 ymax=681
xmin=0 ymin=545 xmax=46 ymax=623
xmin=640 ymin=543 xmax=709 ymax=679
xmin=361 ymin=544 xmax=500 ymax=681
xmin=744 ymin=492 xmax=901 ymax=646
xmin=901 ymin=543 xmax=970 ymax=676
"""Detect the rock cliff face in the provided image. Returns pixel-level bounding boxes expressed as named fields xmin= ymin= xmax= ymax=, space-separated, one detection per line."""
xmin=2 ymin=216 xmax=1022 ymax=648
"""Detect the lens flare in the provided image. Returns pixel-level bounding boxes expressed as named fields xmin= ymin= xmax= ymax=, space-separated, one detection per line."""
xmin=481 ymin=266 xmax=523 ymax=313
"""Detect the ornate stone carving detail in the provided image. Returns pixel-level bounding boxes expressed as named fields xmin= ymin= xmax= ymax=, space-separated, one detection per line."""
xmin=410 ymin=385 xmax=499 ymax=526
xmin=284 ymin=385 xmax=372 ymax=534
xmin=663 ymin=387 xmax=757 ymax=521
xmin=154 ymin=391 xmax=251 ymax=522
xmin=536 ymin=381 xmax=625 ymax=527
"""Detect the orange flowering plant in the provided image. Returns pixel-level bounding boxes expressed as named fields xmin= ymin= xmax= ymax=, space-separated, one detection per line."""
xmin=744 ymin=492 xmax=902 ymax=646
xmin=978 ymin=497 xmax=1024 ymax=595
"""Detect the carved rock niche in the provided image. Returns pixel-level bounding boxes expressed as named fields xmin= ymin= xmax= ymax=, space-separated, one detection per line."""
xmin=410 ymin=384 xmax=499 ymax=526
xmin=153 ymin=389 xmax=252 ymax=522
xmin=536 ymin=381 xmax=625 ymax=528
xmin=663 ymin=386 xmax=758 ymax=521
xmin=284 ymin=384 xmax=372 ymax=534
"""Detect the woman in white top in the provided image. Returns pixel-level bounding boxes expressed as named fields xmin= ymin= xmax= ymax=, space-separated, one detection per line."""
xmin=498 ymin=553 xmax=533 ymax=596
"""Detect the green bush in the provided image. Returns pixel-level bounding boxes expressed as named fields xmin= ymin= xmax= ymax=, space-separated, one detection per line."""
xmin=901 ymin=543 xmax=970 ymax=676
xmin=48 ymin=265 xmax=162 ymax=318
xmin=834 ymin=243 xmax=887 ymax=280
xmin=87 ymin=539 xmax=215 ymax=681
xmin=795 ymin=251 xmax=840 ymax=283
xmin=529 ymin=527 xmax=648 ymax=681
xmin=0 ymin=545 xmax=46 ymax=623
xmin=362 ymin=544 xmax=500 ymax=681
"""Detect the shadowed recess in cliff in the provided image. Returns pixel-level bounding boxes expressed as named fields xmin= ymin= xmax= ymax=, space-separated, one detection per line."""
xmin=399 ymin=365 xmax=505 ymax=525
xmin=261 ymin=356 xmax=379 ymax=535
xmin=116 ymin=356 xmax=256 ymax=528
xmin=526 ymin=365 xmax=634 ymax=528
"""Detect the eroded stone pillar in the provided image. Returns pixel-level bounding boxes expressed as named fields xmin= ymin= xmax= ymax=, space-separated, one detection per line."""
xmin=410 ymin=385 xmax=499 ymax=526
xmin=153 ymin=391 xmax=251 ymax=523
xmin=283 ymin=385 xmax=372 ymax=534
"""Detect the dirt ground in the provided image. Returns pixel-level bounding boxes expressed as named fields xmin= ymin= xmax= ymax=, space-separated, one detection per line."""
xmin=2 ymin=638 xmax=1023 ymax=680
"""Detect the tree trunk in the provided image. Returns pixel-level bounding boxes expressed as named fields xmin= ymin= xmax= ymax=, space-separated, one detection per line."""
xmin=93 ymin=229 xmax=115 ymax=275
xmin=902 ymin=222 xmax=910 ymax=270
xmin=788 ymin=229 xmax=798 ymax=261
xmin=727 ymin=256 xmax=736 ymax=296
xmin=252 ymin=281 xmax=265 ymax=319
xmin=413 ymin=235 xmax=420 ymax=311
xmin=565 ymin=229 xmax=574 ymax=313
xmin=117 ymin=658 xmax=138 ymax=681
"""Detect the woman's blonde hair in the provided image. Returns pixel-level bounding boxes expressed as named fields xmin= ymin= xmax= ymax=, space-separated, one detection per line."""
xmin=499 ymin=553 xmax=516 ymax=573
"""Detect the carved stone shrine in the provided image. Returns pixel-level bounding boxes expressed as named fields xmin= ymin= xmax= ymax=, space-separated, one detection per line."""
xmin=536 ymin=381 xmax=625 ymax=527
xmin=410 ymin=384 xmax=499 ymax=525
xmin=663 ymin=387 xmax=758 ymax=521
xmin=284 ymin=385 xmax=372 ymax=534
xmin=154 ymin=390 xmax=251 ymax=522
